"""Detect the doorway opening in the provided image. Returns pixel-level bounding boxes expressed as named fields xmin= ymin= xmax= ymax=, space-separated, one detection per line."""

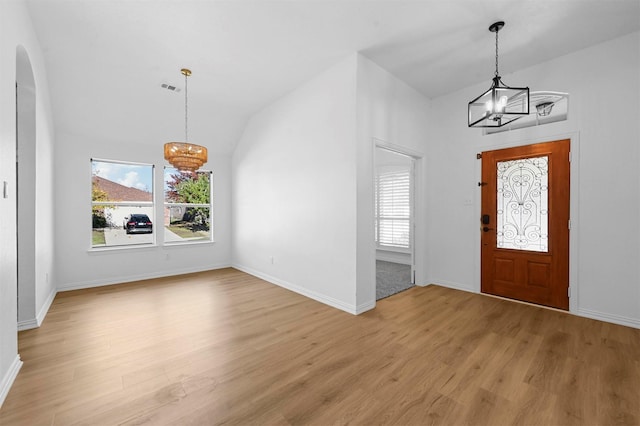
xmin=374 ymin=147 xmax=416 ymax=300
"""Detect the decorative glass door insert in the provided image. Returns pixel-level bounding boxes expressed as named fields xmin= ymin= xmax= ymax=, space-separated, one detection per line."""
xmin=496 ymin=156 xmax=549 ymax=252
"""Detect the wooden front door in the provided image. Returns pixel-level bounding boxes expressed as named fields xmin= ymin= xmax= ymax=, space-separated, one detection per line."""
xmin=480 ymin=140 xmax=570 ymax=310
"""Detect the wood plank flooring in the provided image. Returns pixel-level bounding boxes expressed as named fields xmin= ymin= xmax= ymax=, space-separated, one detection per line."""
xmin=1 ymin=268 xmax=638 ymax=425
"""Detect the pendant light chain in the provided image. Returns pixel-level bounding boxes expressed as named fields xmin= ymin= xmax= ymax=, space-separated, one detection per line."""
xmin=184 ymin=71 xmax=189 ymax=142
xmin=494 ymin=27 xmax=500 ymax=78
xmin=164 ymin=67 xmax=207 ymax=172
xmin=467 ymin=21 xmax=530 ymax=128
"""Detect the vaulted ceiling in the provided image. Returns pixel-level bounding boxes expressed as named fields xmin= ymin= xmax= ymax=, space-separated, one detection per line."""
xmin=26 ymin=0 xmax=640 ymax=153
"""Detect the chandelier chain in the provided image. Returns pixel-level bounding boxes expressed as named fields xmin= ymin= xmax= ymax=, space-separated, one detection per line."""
xmin=184 ymin=71 xmax=189 ymax=142
xmin=494 ymin=27 xmax=499 ymax=77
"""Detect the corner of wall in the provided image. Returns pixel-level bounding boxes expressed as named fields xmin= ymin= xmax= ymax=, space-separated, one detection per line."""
xmin=0 ymin=355 xmax=22 ymax=409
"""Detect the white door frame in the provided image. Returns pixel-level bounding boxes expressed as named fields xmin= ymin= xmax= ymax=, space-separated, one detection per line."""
xmin=374 ymin=139 xmax=426 ymax=287
xmin=473 ymin=132 xmax=580 ymax=314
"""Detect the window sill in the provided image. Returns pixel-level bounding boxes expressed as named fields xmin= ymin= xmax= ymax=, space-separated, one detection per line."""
xmin=89 ymin=240 xmax=216 ymax=254
xmin=163 ymin=240 xmax=216 ymax=248
xmin=376 ymin=245 xmax=411 ymax=254
xmin=88 ymin=243 xmax=158 ymax=254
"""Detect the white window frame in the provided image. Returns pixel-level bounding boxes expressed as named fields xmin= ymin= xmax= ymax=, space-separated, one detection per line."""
xmin=163 ymin=167 xmax=214 ymax=245
xmin=375 ymin=168 xmax=411 ymax=251
xmin=90 ymin=158 xmax=155 ymax=249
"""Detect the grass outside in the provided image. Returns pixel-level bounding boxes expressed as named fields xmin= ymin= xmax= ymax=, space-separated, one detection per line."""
xmin=92 ymin=230 xmax=106 ymax=246
xmin=167 ymin=224 xmax=209 ymax=239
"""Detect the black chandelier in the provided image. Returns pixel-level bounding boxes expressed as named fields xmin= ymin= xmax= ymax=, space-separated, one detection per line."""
xmin=468 ymin=21 xmax=529 ymax=128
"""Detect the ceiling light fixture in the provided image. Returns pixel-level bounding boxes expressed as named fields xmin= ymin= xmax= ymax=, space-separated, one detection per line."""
xmin=164 ymin=68 xmax=208 ymax=172
xmin=468 ymin=21 xmax=529 ymax=128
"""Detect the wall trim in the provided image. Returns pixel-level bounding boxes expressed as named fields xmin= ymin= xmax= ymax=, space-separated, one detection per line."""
xmin=373 ymin=138 xmax=427 ymax=290
xmin=577 ymin=308 xmax=640 ymax=329
xmin=233 ymin=264 xmax=360 ymax=315
xmin=16 ymin=318 xmax=37 ymax=331
xmin=57 ymin=263 xmax=231 ymax=292
xmin=0 ymin=355 xmax=22 ymax=409
xmin=431 ymin=279 xmax=475 ymax=293
xmin=434 ymin=279 xmax=639 ymax=329
xmin=36 ymin=287 xmax=57 ymax=327
xmin=355 ymin=300 xmax=376 ymax=314
xmin=17 ymin=287 xmax=58 ymax=331
xmin=374 ymin=138 xmax=425 ymax=159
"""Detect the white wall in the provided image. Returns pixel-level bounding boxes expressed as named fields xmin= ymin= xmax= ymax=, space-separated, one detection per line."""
xmin=16 ymin=47 xmax=37 ymax=327
xmin=54 ymin=130 xmax=232 ymax=290
xmin=0 ymin=0 xmax=57 ymax=406
xmin=231 ymin=54 xmax=431 ymax=313
xmin=232 ymin=55 xmax=360 ymax=312
xmin=356 ymin=55 xmax=431 ymax=307
xmin=428 ymin=32 xmax=640 ymax=328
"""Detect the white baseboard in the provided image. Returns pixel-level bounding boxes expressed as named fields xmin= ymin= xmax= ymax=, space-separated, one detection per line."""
xmin=0 ymin=355 xmax=22 ymax=409
xmin=577 ymin=308 xmax=640 ymax=329
xmin=37 ymin=287 xmax=57 ymax=326
xmin=16 ymin=318 xmax=38 ymax=331
xmin=430 ymin=279 xmax=475 ymax=293
xmin=57 ymin=263 xmax=232 ymax=292
xmin=19 ymin=265 xmax=232 ymax=332
xmin=432 ymin=279 xmax=640 ymax=329
xmin=233 ymin=263 xmax=361 ymax=315
xmin=355 ymin=300 xmax=376 ymax=314
xmin=18 ymin=287 xmax=58 ymax=331
xmin=17 ymin=287 xmax=58 ymax=331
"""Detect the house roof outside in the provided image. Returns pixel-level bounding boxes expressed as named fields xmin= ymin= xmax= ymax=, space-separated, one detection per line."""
xmin=92 ymin=176 xmax=152 ymax=202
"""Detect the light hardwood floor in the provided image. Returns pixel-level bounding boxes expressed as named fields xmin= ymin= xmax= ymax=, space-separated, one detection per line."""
xmin=1 ymin=268 xmax=638 ymax=425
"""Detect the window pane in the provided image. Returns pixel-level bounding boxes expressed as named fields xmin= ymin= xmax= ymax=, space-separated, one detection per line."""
xmin=164 ymin=167 xmax=213 ymax=243
xmin=92 ymin=206 xmax=154 ymax=247
xmin=375 ymin=169 xmax=411 ymax=249
xmin=164 ymin=206 xmax=211 ymax=242
xmin=164 ymin=168 xmax=210 ymax=204
xmin=92 ymin=160 xmax=153 ymax=202
xmin=378 ymin=218 xmax=410 ymax=248
xmin=497 ymin=156 xmax=549 ymax=252
xmin=91 ymin=159 xmax=154 ymax=248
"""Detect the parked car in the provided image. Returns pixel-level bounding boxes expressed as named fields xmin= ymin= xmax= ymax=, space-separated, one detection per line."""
xmin=123 ymin=214 xmax=153 ymax=234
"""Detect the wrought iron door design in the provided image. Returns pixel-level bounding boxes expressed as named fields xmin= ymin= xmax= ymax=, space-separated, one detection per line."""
xmin=496 ymin=156 xmax=548 ymax=252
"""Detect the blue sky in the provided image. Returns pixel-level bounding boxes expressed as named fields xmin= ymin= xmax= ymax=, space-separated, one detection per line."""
xmin=92 ymin=160 xmax=154 ymax=193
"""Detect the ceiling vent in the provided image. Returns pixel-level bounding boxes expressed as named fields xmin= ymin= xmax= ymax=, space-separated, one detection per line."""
xmin=160 ymin=83 xmax=181 ymax=92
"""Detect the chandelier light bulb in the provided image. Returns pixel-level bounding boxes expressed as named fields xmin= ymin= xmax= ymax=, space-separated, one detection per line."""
xmin=497 ymin=95 xmax=508 ymax=112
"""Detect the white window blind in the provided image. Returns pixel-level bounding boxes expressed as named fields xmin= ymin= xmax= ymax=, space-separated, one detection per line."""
xmin=375 ymin=169 xmax=411 ymax=249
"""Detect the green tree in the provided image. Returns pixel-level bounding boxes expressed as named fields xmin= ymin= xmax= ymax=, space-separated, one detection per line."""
xmin=91 ymin=178 xmax=111 ymax=228
xmin=166 ymin=172 xmax=210 ymax=229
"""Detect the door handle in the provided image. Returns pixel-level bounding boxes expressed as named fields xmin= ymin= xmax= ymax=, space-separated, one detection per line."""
xmin=482 ymin=226 xmax=493 ymax=232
